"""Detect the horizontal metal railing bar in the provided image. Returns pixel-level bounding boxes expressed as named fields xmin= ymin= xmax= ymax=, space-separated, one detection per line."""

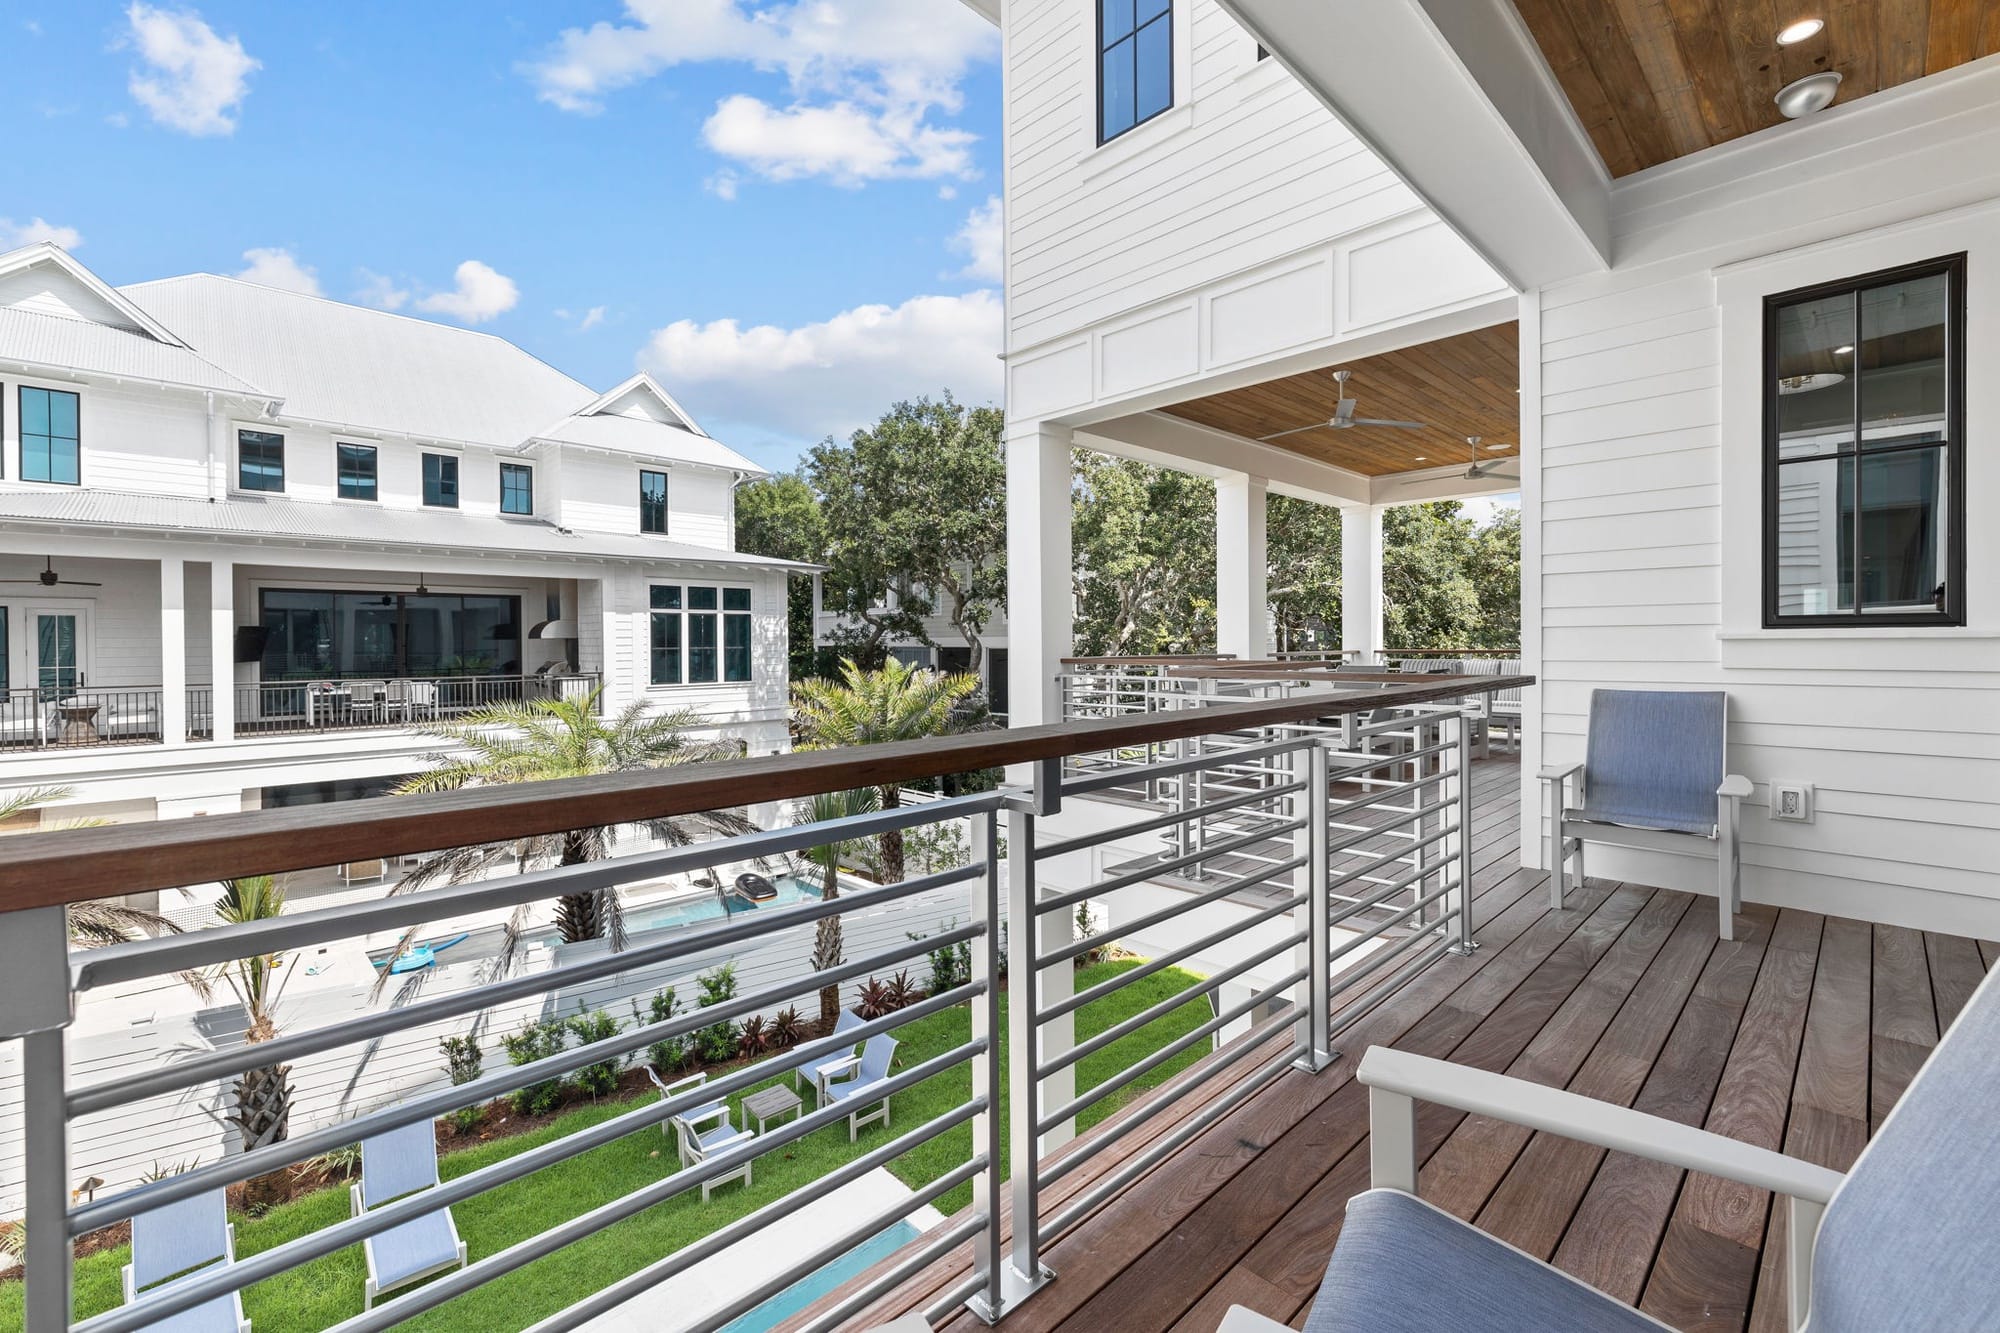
xmin=72 ymin=971 xmax=981 ymax=1235
xmin=794 ymin=1213 xmax=993 ymax=1333
xmin=1 ymin=676 xmax=1524 ymax=909
xmin=1033 ymin=816 xmax=1307 ymax=917
xmin=69 ymin=901 xmax=982 ymax=1117
xmin=1326 ymin=881 xmax=1463 ymax=965
xmin=927 ymin=1271 xmax=996 ymax=1329
xmin=70 ymin=797 xmax=996 ymax=991
xmin=1327 ymin=817 xmax=1463 ymax=892
xmin=1039 ymin=1024 xmax=1302 ymax=1212
xmin=1032 ymin=777 xmax=1309 ymax=861
xmin=72 ymin=1041 xmax=987 ymax=1332
xmin=696 ymin=1164 xmax=986 ymax=1333
xmin=523 ymin=1106 xmax=987 ymax=1333
xmin=1041 ymin=929 xmax=1307 ymax=1076
xmin=1038 ymin=854 xmax=1307 ymax=967
xmin=1041 ymin=890 xmax=1306 ymax=1025
xmin=1056 ymin=736 xmax=1312 ymax=798
xmin=1037 ymin=968 xmax=1307 ymax=1133
xmin=1328 ymin=936 xmax=1458 ymax=1045
xmin=1323 ymin=766 xmax=1449 ymax=819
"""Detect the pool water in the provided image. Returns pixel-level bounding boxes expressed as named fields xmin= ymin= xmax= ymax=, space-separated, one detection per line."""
xmin=626 ymin=874 xmax=823 ymax=934
xmin=715 ymin=1221 xmax=921 ymax=1332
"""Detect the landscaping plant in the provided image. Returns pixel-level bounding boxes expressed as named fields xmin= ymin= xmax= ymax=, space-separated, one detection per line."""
xmin=800 ymin=785 xmax=879 ymax=1029
xmin=439 ymin=1034 xmax=485 ymax=1131
xmin=853 ymin=976 xmax=895 ymax=1021
xmin=694 ymin=964 xmax=739 ymax=1065
xmin=633 ymin=987 xmax=689 ymax=1073
xmin=500 ymin=1017 xmax=569 ymax=1116
xmin=566 ymin=1007 xmax=624 ymax=1098
xmin=736 ymin=1014 xmax=770 ymax=1059
xmin=769 ymin=1006 xmax=806 ymax=1048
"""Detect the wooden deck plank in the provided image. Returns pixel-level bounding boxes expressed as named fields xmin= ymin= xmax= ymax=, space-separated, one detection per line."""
xmin=1870 ymin=924 xmax=1937 ymax=1130
xmin=1924 ymin=930 xmax=1986 ymax=1030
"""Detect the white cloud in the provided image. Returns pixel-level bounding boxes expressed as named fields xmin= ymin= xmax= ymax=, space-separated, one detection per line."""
xmin=526 ymin=0 xmax=994 ymax=185
xmin=124 ymin=3 xmax=258 ymax=137
xmin=235 ymin=247 xmax=321 ymax=295
xmin=705 ymin=170 xmax=740 ymax=201
xmin=640 ymin=288 xmax=1001 ymax=440
xmin=354 ymin=270 xmax=409 ymax=311
xmin=577 ymin=305 xmax=607 ymax=332
xmin=0 ymin=217 xmax=83 ymax=250
xmin=413 ymin=260 xmax=519 ymax=325
xmin=950 ymin=195 xmax=1003 ymax=283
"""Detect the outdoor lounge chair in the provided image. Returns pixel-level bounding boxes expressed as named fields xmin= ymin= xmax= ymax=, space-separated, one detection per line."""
xmin=814 ymin=1032 xmax=898 ymax=1141
xmin=793 ymin=1008 xmax=867 ymax=1095
xmin=667 ymin=1086 xmax=758 ymax=1201
xmin=350 ymin=1118 xmax=468 ymax=1309
xmin=121 ymin=1189 xmax=250 ymax=1333
xmin=1542 ymin=689 xmax=1750 ymax=939
xmin=646 ymin=1067 xmax=727 ymax=1162
xmin=1220 ymin=943 xmax=2000 ymax=1333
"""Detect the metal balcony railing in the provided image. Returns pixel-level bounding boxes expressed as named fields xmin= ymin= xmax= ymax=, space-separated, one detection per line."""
xmin=0 ymin=688 xmax=168 ymax=750
xmin=0 ymin=673 xmax=1521 ymax=1333
xmin=225 ymin=672 xmax=604 ymax=739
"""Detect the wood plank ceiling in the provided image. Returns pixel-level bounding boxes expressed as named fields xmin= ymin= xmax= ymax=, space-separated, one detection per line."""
xmin=1161 ymin=322 xmax=1519 ymax=478
xmin=1513 ymin=1 xmax=2000 ymax=177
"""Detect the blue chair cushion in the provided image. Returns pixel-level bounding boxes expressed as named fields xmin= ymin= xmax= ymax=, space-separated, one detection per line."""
xmin=1575 ymin=690 xmax=1726 ymax=837
xmin=366 ymin=1207 xmax=460 ymax=1288
xmin=133 ymin=1268 xmax=242 ymax=1333
xmin=1303 ymin=1190 xmax=1668 ymax=1333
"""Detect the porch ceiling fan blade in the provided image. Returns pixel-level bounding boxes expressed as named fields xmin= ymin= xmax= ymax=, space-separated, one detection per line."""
xmin=1349 ymin=417 xmax=1428 ymax=429
xmin=1256 ymin=420 xmax=1336 ymax=442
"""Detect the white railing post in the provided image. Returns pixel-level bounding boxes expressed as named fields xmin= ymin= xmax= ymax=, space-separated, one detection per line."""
xmin=2 ymin=905 xmax=75 ymax=1333
xmin=1295 ymin=742 xmax=1334 ymax=1070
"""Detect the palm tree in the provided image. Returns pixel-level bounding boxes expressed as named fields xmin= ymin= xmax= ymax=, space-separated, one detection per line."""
xmin=800 ymin=787 xmax=880 ymax=1029
xmin=0 ymin=785 xmax=195 ymax=953
xmin=384 ymin=689 xmax=754 ymax=976
xmin=792 ymin=659 xmax=979 ymax=883
xmin=209 ymin=875 xmax=293 ymax=1159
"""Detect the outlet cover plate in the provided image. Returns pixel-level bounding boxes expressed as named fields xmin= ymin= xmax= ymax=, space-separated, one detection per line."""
xmin=1771 ymin=782 xmax=1814 ymax=823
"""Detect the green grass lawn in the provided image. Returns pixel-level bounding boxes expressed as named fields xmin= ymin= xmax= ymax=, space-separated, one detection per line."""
xmin=1 ymin=959 xmax=1210 ymax=1333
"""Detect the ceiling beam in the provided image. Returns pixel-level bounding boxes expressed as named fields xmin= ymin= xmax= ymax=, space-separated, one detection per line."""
xmin=1217 ymin=0 xmax=1612 ymax=291
xmin=1075 ymin=412 xmax=1375 ymax=507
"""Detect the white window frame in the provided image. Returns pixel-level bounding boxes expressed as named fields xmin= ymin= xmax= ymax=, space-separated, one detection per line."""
xmin=647 ymin=580 xmax=753 ymax=687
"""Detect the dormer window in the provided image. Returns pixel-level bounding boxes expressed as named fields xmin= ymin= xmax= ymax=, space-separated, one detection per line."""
xmin=640 ymin=469 xmax=668 ymax=534
xmin=20 ymin=387 xmax=80 ymax=485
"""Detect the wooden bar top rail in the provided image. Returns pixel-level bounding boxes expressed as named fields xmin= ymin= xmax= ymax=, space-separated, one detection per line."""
xmin=0 ymin=674 xmax=1529 ymax=911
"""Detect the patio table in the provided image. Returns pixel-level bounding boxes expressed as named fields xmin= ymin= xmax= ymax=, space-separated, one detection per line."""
xmin=743 ymin=1084 xmax=803 ymax=1134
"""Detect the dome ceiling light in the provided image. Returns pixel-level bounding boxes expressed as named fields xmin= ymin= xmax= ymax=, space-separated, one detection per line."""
xmin=1776 ymin=70 xmax=1843 ymax=119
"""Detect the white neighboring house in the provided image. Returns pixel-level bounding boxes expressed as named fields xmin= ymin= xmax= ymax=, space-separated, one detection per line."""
xmin=812 ymin=576 xmax=1012 ymax=712
xmin=0 ymin=243 xmax=809 ymax=837
xmin=973 ymin=0 xmax=2000 ymax=938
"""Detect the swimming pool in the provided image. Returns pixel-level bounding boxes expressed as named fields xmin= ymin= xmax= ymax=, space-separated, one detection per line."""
xmin=715 ymin=1221 xmax=921 ymax=1332
xmin=625 ymin=874 xmax=823 ymax=934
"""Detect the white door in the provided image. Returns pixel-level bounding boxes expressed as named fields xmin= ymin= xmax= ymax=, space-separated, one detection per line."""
xmin=30 ymin=607 xmax=88 ymax=698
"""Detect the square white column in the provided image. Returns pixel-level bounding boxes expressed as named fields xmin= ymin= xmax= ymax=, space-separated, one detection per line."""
xmin=1341 ymin=504 xmax=1385 ymax=663
xmin=1216 ymin=473 xmax=1269 ymax=660
xmin=1005 ymin=421 xmax=1073 ymax=730
xmin=208 ymin=559 xmax=235 ymax=741
xmin=159 ymin=556 xmax=187 ymax=746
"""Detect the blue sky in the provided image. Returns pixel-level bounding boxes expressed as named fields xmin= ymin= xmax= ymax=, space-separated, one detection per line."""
xmin=3 ymin=2 xmax=1004 ymax=473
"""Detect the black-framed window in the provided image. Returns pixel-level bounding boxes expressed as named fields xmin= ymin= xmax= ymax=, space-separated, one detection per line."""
xmin=238 ymin=429 xmax=285 ymax=493
xmin=423 ymin=452 xmax=459 ymax=508
xmin=649 ymin=584 xmax=751 ymax=684
xmin=499 ymin=462 xmax=534 ymax=515
xmin=1764 ymin=254 xmax=1964 ymax=627
xmin=20 ymin=386 xmax=80 ymax=485
xmin=722 ymin=586 xmax=752 ymax=682
xmin=640 ymin=469 xmax=668 ymax=534
xmin=649 ymin=584 xmax=683 ymax=684
xmin=258 ymin=588 xmax=521 ymax=679
xmin=336 ymin=443 xmax=378 ymax=501
xmin=1100 ymin=0 xmax=1173 ymax=144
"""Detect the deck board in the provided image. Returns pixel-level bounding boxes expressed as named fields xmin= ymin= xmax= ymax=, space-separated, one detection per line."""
xmin=779 ymin=755 xmax=1988 ymax=1333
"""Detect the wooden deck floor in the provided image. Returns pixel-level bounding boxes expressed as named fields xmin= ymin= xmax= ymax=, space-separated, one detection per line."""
xmin=792 ymin=755 xmax=1990 ymax=1333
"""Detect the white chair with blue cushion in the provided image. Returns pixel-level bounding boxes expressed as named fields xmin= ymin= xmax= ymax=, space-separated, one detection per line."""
xmin=350 ymin=1118 xmax=468 ymax=1310
xmin=646 ymin=1067 xmax=726 ymax=1162
xmin=1542 ymin=689 xmax=1751 ymax=939
xmin=1222 ymin=954 xmax=2000 ymax=1333
xmin=793 ymin=1008 xmax=867 ymax=1095
xmin=121 ymin=1189 xmax=250 ymax=1333
xmin=669 ymin=1096 xmax=759 ymax=1201
xmin=815 ymin=1032 xmax=899 ymax=1141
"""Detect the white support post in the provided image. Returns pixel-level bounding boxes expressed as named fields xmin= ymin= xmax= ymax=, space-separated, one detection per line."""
xmin=1340 ymin=503 xmax=1385 ymax=665
xmin=1005 ymin=422 xmax=1073 ymax=733
xmin=207 ymin=558 xmax=235 ymax=743
xmin=159 ymin=555 xmax=187 ymax=747
xmin=1216 ymin=472 xmax=1268 ymax=661
xmin=1786 ymin=1195 xmax=1822 ymax=1333
xmin=1368 ymin=1085 xmax=1419 ymax=1193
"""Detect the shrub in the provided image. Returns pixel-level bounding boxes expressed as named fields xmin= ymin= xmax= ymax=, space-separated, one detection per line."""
xmin=633 ymin=987 xmax=690 ymax=1073
xmin=694 ymin=964 xmax=740 ymax=1065
xmin=567 ymin=1007 xmax=624 ymax=1098
xmin=500 ymin=1017 xmax=569 ymax=1117
xmin=886 ymin=969 xmax=921 ymax=1010
xmin=769 ymin=1006 xmax=806 ymax=1048
xmin=1074 ymin=902 xmax=1107 ymax=968
xmin=303 ymin=1140 xmax=363 ymax=1186
xmin=912 ymin=924 xmax=971 ymax=994
xmin=439 ymin=1034 xmax=485 ymax=1131
xmin=854 ymin=976 xmax=895 ymax=1020
xmin=737 ymin=1014 xmax=770 ymax=1059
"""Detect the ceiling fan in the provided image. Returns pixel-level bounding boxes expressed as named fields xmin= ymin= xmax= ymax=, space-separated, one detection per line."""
xmin=0 ymin=557 xmax=102 ymax=588
xmin=1400 ymin=436 xmax=1520 ymax=485
xmin=1257 ymin=370 xmax=1426 ymax=442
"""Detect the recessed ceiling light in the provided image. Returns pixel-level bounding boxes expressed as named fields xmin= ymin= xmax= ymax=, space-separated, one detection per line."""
xmin=1833 ymin=343 xmax=1854 ymax=354
xmin=1413 ymin=456 xmax=1427 ymax=462
xmin=1484 ymin=442 xmax=1508 ymax=451
xmin=1776 ymin=17 xmax=1824 ymax=45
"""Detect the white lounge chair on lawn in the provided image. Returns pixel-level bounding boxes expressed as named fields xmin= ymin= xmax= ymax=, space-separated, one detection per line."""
xmin=669 ymin=1091 xmax=758 ymax=1201
xmin=646 ymin=1067 xmax=726 ymax=1163
xmin=1542 ymin=688 xmax=1751 ymax=939
xmin=121 ymin=1189 xmax=250 ymax=1333
xmin=350 ymin=1118 xmax=468 ymax=1309
xmin=815 ymin=1032 xmax=898 ymax=1141
xmin=793 ymin=1008 xmax=867 ymax=1095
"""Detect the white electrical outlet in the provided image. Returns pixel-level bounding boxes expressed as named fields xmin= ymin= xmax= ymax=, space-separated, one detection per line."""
xmin=1771 ymin=782 xmax=1814 ymax=823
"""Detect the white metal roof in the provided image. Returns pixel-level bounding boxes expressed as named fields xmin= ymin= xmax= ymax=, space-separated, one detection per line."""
xmin=534 ymin=411 xmax=761 ymax=474
xmin=0 ymin=307 xmax=259 ymax=395
xmin=0 ymin=488 xmax=815 ymax=569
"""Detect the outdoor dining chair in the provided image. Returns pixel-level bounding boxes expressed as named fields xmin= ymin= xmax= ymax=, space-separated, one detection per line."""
xmin=1220 ymin=935 xmax=2000 ymax=1333
xmin=350 ymin=1118 xmax=469 ymax=1309
xmin=667 ymin=1090 xmax=759 ymax=1201
xmin=814 ymin=1032 xmax=899 ymax=1141
xmin=121 ymin=1188 xmax=251 ymax=1333
xmin=646 ymin=1067 xmax=727 ymax=1164
xmin=793 ymin=1008 xmax=867 ymax=1095
xmin=1541 ymin=689 xmax=1751 ymax=938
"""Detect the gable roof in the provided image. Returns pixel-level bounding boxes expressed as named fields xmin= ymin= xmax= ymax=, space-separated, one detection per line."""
xmin=0 ymin=307 xmax=260 ymax=395
xmin=0 ymin=242 xmax=189 ymax=345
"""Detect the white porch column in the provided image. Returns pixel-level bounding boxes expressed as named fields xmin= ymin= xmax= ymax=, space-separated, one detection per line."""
xmin=1006 ymin=421 xmax=1073 ymax=730
xmin=159 ymin=556 xmax=187 ymax=747
xmin=1340 ymin=504 xmax=1385 ymax=663
xmin=1216 ymin=473 xmax=1269 ymax=660
xmin=208 ymin=558 xmax=235 ymax=742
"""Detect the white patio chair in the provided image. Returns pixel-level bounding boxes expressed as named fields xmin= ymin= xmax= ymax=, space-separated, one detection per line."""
xmin=815 ymin=1032 xmax=899 ymax=1141
xmin=645 ymin=1067 xmax=726 ymax=1161
xmin=121 ymin=1189 xmax=250 ymax=1333
xmin=668 ymin=1092 xmax=758 ymax=1201
xmin=793 ymin=1008 xmax=867 ymax=1095
xmin=350 ymin=1118 xmax=468 ymax=1309
xmin=1542 ymin=688 xmax=1751 ymax=939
